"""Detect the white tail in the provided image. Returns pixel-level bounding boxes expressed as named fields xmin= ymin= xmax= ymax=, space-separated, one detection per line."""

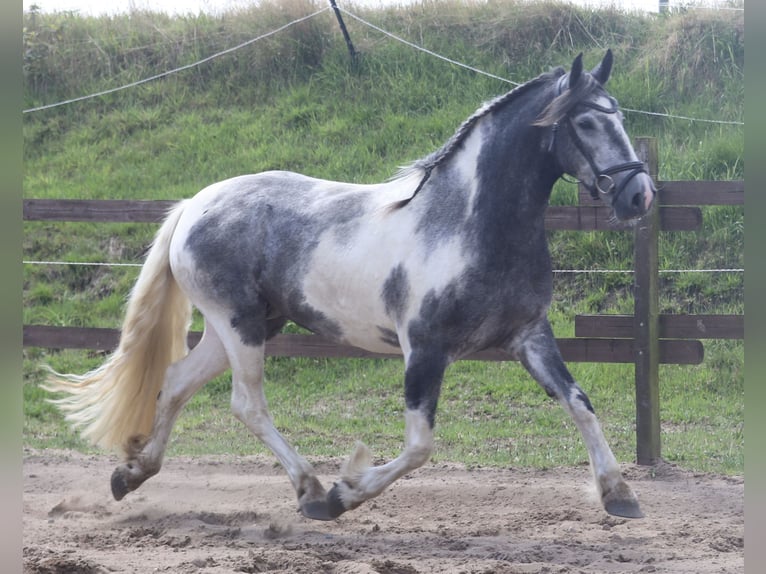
xmin=45 ymin=201 xmax=191 ymax=454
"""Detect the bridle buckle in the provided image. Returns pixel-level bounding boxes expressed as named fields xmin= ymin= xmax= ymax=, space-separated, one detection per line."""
xmin=596 ymin=174 xmax=615 ymax=196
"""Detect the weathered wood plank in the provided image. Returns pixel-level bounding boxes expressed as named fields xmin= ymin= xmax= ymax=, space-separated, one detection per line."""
xmin=20 ymin=199 xmax=633 ymax=229
xmin=22 ymin=325 xmax=703 ymax=364
xmin=23 ymin=199 xmax=178 ymax=223
xmin=543 ymin=206 xmax=701 ymax=231
xmin=657 ymin=180 xmax=744 ymax=206
xmin=579 ymin=180 xmax=744 ymax=206
xmin=575 ymin=314 xmax=744 ymax=340
xmin=24 ymin=325 xmax=121 ymax=351
xmin=23 ymin=181 xmax=741 ymax=226
xmin=23 ymin=199 xmax=700 ymax=231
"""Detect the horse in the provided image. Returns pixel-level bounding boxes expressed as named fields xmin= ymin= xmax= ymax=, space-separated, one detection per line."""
xmin=47 ymin=50 xmax=655 ymax=521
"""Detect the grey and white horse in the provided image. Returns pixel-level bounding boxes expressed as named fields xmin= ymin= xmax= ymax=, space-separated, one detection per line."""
xmin=48 ymin=51 xmax=654 ymax=521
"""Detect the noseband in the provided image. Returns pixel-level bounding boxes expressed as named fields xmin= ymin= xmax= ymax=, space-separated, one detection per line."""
xmin=549 ymin=76 xmax=648 ymax=201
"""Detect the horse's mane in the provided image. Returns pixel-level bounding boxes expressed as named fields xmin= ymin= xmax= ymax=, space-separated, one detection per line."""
xmin=388 ymin=64 xmax=602 ymax=208
xmin=388 ymin=67 xmax=564 ymax=208
xmin=533 ymin=69 xmax=604 ymax=127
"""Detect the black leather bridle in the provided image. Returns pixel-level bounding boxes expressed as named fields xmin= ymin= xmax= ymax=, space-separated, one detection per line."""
xmin=548 ymin=76 xmax=648 ymax=202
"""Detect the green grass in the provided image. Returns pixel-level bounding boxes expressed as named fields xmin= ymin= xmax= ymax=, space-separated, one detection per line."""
xmin=22 ymin=1 xmax=743 ymax=475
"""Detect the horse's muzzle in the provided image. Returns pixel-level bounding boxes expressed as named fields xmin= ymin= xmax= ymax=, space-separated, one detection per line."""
xmin=610 ymin=171 xmax=656 ymax=221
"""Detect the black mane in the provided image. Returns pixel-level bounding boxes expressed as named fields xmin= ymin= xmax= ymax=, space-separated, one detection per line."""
xmin=391 ymin=67 xmax=567 ymax=207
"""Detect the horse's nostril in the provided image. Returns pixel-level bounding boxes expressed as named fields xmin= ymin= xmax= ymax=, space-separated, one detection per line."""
xmin=645 ymin=189 xmax=655 ymax=211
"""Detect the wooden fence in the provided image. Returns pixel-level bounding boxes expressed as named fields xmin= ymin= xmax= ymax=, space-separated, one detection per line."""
xmin=23 ymin=138 xmax=744 ymax=465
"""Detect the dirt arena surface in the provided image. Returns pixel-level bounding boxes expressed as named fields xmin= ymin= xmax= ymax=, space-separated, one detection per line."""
xmin=23 ymin=449 xmax=743 ymax=573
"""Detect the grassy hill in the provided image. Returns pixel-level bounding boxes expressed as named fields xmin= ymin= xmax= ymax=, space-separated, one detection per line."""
xmin=22 ymin=0 xmax=743 ymax=473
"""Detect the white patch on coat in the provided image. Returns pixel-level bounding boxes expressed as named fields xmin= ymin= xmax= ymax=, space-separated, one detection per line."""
xmin=301 ymin=190 xmax=471 ymax=353
xmin=452 ymin=120 xmax=486 ymax=214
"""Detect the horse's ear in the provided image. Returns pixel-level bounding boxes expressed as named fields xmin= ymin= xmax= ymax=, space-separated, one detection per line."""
xmin=568 ymin=53 xmax=584 ymax=89
xmin=591 ymin=49 xmax=613 ymax=85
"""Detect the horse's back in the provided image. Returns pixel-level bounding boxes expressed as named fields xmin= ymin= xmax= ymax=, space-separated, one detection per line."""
xmin=169 ymin=171 xmax=426 ymax=352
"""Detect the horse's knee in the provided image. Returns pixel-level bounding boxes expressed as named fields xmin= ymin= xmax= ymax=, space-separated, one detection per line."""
xmin=404 ymin=409 xmax=434 ymax=466
xmin=564 ymin=384 xmax=596 ymax=416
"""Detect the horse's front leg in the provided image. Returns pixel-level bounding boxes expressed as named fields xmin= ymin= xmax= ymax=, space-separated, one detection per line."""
xmin=111 ymin=325 xmax=229 ymax=500
xmin=302 ymin=352 xmax=447 ymax=520
xmin=515 ymin=318 xmax=643 ymax=518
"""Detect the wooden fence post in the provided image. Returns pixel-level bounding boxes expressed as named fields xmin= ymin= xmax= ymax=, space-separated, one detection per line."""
xmin=633 ymin=137 xmax=661 ymax=465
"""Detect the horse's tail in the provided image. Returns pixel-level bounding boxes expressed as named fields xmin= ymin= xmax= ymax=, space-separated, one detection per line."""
xmin=45 ymin=201 xmax=191 ymax=455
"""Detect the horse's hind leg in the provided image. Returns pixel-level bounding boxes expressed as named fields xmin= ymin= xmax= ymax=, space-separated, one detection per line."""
xmin=111 ymin=324 xmax=229 ymax=500
xmin=217 ymin=329 xmax=330 ymax=517
xmin=515 ymin=319 xmax=643 ymax=518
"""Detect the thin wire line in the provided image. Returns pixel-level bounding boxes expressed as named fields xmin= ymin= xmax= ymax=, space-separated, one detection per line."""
xmin=339 ymin=6 xmax=743 ymax=127
xmin=22 ymin=4 xmax=743 ymax=127
xmin=23 ymin=260 xmax=142 ymax=268
xmin=22 ymin=260 xmax=743 ymax=274
xmin=337 ymin=7 xmax=520 ymax=87
xmin=658 ymin=269 xmax=743 ymax=273
xmin=673 ymin=5 xmax=744 ymax=11
xmin=621 ymin=107 xmax=743 ymax=126
xmin=552 ymin=269 xmax=743 ymax=274
xmin=22 ymin=7 xmax=331 ymax=114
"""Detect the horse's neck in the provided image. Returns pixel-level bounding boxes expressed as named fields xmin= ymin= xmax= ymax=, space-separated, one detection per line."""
xmin=452 ymin=111 xmax=556 ymax=221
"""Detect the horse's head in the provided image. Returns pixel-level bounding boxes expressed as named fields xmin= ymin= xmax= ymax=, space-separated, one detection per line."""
xmin=537 ymin=50 xmax=656 ymax=221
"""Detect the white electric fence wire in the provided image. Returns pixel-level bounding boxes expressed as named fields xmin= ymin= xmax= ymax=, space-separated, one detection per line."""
xmin=21 ymin=260 xmax=743 ymax=274
xmin=22 ymin=6 xmax=332 ymax=114
xmin=339 ymin=7 xmax=744 ymax=127
xmin=336 ymin=7 xmax=521 ymax=87
xmin=23 ymin=260 xmax=142 ymax=268
xmin=621 ymin=107 xmax=743 ymax=126
xmin=23 ymin=5 xmax=743 ymax=126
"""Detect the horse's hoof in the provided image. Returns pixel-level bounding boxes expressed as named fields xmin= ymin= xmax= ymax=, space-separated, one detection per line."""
xmin=605 ymin=497 xmax=644 ymax=519
xmin=110 ymin=468 xmax=131 ymax=501
xmin=300 ymin=483 xmax=348 ymax=521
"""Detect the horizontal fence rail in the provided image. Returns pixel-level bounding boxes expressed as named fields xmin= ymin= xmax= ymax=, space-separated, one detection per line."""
xmin=24 ymin=198 xmax=704 ymax=231
xmin=22 ymin=325 xmax=705 ymax=365
xmin=578 ymin=180 xmax=744 ymax=206
xmin=23 ymin=199 xmax=177 ymax=223
xmin=655 ymin=180 xmax=745 ymax=205
xmin=575 ymin=314 xmax=744 ymax=340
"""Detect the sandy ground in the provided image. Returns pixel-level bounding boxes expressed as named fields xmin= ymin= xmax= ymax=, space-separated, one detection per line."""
xmin=23 ymin=449 xmax=743 ymax=573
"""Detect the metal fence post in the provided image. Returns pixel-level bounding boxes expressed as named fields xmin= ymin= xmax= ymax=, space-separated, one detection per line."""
xmin=633 ymin=137 xmax=661 ymax=465
xmin=329 ymin=0 xmax=357 ymax=66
